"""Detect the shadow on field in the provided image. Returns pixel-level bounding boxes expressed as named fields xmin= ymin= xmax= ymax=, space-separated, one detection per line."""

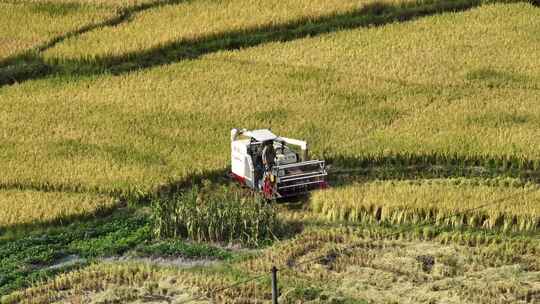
xmin=0 ymin=168 xmax=230 ymax=236
xmin=154 ymin=151 xmax=540 ymax=202
xmin=0 ymin=0 xmax=532 ymax=87
xmin=325 ymin=153 xmax=540 ymax=190
xmin=0 ymin=180 xmax=117 ymax=196
xmin=0 ymin=0 xmax=191 ymax=86
xmin=3 ymin=150 xmax=540 ymax=235
xmin=35 ymin=0 xmax=193 ymax=54
xmin=0 ymin=201 xmax=122 ymax=237
xmin=154 ymin=168 xmax=232 ymax=198
xmin=2 ymin=148 xmax=539 ymax=289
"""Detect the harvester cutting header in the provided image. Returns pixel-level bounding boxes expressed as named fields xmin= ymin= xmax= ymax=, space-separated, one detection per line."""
xmin=230 ymin=128 xmax=327 ymax=199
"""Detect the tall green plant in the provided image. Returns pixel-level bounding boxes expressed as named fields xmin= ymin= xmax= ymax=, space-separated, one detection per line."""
xmin=151 ymin=182 xmax=280 ymax=247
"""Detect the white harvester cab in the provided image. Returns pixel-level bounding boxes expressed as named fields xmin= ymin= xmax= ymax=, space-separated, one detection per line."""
xmin=230 ymin=128 xmax=327 ymax=199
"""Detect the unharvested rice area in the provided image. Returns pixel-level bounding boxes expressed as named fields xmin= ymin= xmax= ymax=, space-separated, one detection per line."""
xmin=1 ymin=3 xmax=539 ymax=198
xmin=0 ymin=2 xmax=114 ymax=60
xmin=311 ymin=179 xmax=540 ymax=231
xmin=42 ymin=0 xmax=407 ymax=61
xmin=0 ymin=190 xmax=115 ymax=227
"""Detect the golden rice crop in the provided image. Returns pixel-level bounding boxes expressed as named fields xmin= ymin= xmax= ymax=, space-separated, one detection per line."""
xmin=1 ymin=2 xmax=540 ymax=227
xmin=2 ymin=2 xmax=540 ymax=302
xmin=0 ymin=189 xmax=116 ymax=228
xmin=311 ymin=179 xmax=540 ymax=232
xmin=42 ymin=0 xmax=409 ymax=62
xmin=0 ymin=2 xmax=114 ymax=61
xmin=13 ymin=0 xmax=154 ymax=8
xmin=1 ymin=3 xmax=539 ymax=196
xmin=243 ymin=225 xmax=540 ymax=277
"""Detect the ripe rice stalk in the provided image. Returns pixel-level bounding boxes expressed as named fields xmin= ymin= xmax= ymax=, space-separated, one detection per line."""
xmin=0 ymin=2 xmax=115 ymax=61
xmin=310 ymin=180 xmax=540 ymax=232
xmin=0 ymin=190 xmax=116 ymax=228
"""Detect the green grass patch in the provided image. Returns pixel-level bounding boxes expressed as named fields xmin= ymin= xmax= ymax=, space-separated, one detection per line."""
xmin=0 ymin=208 xmax=233 ymax=296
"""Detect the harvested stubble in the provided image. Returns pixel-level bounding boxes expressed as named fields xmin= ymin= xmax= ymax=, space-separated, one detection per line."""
xmin=6 ymin=228 xmax=539 ymax=304
xmin=2 ymin=260 xmax=271 ymax=304
xmin=311 ymin=180 xmax=540 ymax=231
xmin=0 ymin=189 xmax=115 ymax=228
xmin=0 ymin=262 xmax=209 ymax=304
xmin=241 ymin=228 xmax=540 ymax=303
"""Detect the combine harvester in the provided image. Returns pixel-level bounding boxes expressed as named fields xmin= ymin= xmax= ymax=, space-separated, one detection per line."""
xmin=230 ymin=128 xmax=327 ymax=199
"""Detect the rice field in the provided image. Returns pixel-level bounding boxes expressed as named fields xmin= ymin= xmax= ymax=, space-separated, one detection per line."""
xmin=2 ymin=0 xmax=540 ymax=301
xmin=0 ymin=190 xmax=115 ymax=228
xmin=41 ymin=0 xmax=370 ymax=62
xmin=1 ymin=2 xmax=540 ymax=202
xmin=311 ymin=179 xmax=540 ymax=232
xmin=0 ymin=2 xmax=114 ymax=60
